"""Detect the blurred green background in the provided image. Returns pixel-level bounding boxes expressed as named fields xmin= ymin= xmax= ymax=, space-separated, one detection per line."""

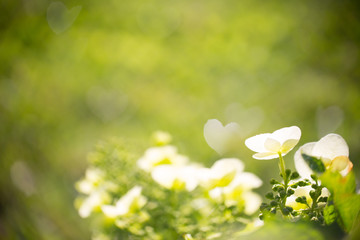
xmin=1 ymin=0 xmax=360 ymax=239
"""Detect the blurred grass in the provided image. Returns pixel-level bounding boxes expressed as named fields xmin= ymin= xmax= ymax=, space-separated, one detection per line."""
xmin=1 ymin=0 xmax=360 ymax=239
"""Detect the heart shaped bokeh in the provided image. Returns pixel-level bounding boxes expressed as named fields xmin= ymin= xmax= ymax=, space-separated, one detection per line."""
xmin=47 ymin=1 xmax=82 ymax=34
xmin=86 ymin=87 xmax=129 ymax=123
xmin=204 ymin=119 xmax=241 ymax=155
xmin=224 ymin=103 xmax=264 ymax=137
xmin=317 ymin=105 xmax=344 ymax=138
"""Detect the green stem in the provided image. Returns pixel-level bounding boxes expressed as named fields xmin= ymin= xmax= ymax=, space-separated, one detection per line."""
xmin=278 ymin=152 xmax=288 ymax=208
xmin=278 ymin=152 xmax=286 ymax=184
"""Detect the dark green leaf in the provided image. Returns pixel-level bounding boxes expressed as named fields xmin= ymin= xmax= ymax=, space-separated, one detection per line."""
xmin=301 ymin=153 xmax=326 ymax=173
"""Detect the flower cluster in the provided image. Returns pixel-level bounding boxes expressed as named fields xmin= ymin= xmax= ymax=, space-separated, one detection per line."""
xmin=75 ymin=123 xmax=358 ymax=239
xmin=197 ymin=158 xmax=262 ymax=215
xmin=75 ymin=132 xmax=263 ymax=240
xmin=75 ymin=168 xmax=117 ymax=218
xmin=245 ymin=126 xmax=354 ymax=225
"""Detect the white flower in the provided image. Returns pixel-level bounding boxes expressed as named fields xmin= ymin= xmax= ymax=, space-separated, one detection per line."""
xmin=78 ymin=190 xmax=111 ymax=218
xmin=198 ymin=158 xmax=244 ymax=189
xmin=286 ymin=185 xmax=330 ymax=211
xmin=75 ymin=168 xmax=105 ymax=194
xmin=294 ymin=133 xmax=353 ymax=179
xmin=151 ymin=165 xmax=201 ymax=191
xmin=101 ymin=186 xmax=147 ymax=218
xmin=245 ymin=126 xmax=301 ymax=160
xmin=200 ymin=158 xmax=263 ymax=215
xmin=208 ymin=171 xmax=263 ymax=215
xmin=242 ymin=192 xmax=263 ymax=215
xmin=137 ymin=145 xmax=188 ymax=172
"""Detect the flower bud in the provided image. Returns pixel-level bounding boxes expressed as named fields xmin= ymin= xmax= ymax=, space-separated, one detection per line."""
xmin=265 ymin=192 xmax=274 ymax=199
xmin=290 ymin=172 xmax=299 ymax=180
xmin=287 ymin=189 xmax=295 ymax=196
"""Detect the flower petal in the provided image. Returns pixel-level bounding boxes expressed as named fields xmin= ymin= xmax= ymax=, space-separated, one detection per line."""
xmin=264 ymin=138 xmax=281 ymax=152
xmin=340 ymin=161 xmax=353 ymax=177
xmin=311 ymin=134 xmax=349 ymax=160
xmin=228 ymin=172 xmax=263 ymax=190
xmin=151 ymin=165 xmax=176 ymax=189
xmin=253 ymin=152 xmax=279 ymax=160
xmin=211 ymin=158 xmax=244 ymax=178
xmin=271 ymin=126 xmax=301 ymax=145
xmin=331 ymin=156 xmax=350 ymax=172
xmin=294 ymin=142 xmax=316 ymax=180
xmin=245 ymin=133 xmax=272 ymax=153
xmin=243 ymin=192 xmax=262 ymax=215
xmin=281 ymin=139 xmax=300 ymax=154
xmin=101 ymin=205 xmax=120 ymax=218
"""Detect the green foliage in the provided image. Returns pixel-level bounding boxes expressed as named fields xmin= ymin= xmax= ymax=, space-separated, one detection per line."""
xmin=249 ymin=214 xmax=325 ymax=240
xmin=75 ymin=138 xmax=264 ymax=239
xmin=260 ymin=167 xmax=329 ymax=224
xmin=320 ymin=171 xmax=360 ymax=233
xmin=1 ymin=0 xmax=360 ymax=239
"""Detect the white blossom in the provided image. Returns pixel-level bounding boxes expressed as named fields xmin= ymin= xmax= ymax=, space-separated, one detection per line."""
xmin=294 ymin=133 xmax=353 ymax=179
xmin=101 ymin=186 xmax=147 ymax=218
xmin=151 ymin=165 xmax=201 ymax=191
xmin=198 ymin=158 xmax=244 ymax=189
xmin=137 ymin=145 xmax=188 ymax=172
xmin=245 ymin=126 xmax=301 ymax=160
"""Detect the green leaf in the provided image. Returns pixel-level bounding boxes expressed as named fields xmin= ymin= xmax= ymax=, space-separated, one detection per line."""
xmin=324 ymin=204 xmax=337 ymax=225
xmin=320 ymin=171 xmax=356 ymax=195
xmin=320 ymin=171 xmax=359 ymax=232
xmin=335 ymin=194 xmax=360 ymax=232
xmin=301 ymin=153 xmax=326 ymax=173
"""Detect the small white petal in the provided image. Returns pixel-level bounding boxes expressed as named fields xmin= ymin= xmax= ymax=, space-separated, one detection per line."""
xmin=211 ymin=158 xmax=244 ymax=176
xmin=101 ymin=205 xmax=120 ymax=218
xmin=179 ymin=166 xmax=200 ymax=191
xmin=115 ymin=186 xmax=145 ymax=215
xmin=208 ymin=187 xmax=223 ymax=202
xmin=271 ymin=126 xmax=301 ymax=145
xmin=151 ymin=165 xmax=177 ymax=189
xmin=75 ymin=179 xmax=94 ymax=194
xmin=243 ymin=192 xmax=262 ymax=215
xmin=252 ymin=152 xmax=279 ymax=160
xmin=245 ymin=133 xmax=271 ymax=153
xmin=228 ymin=172 xmax=263 ymax=190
